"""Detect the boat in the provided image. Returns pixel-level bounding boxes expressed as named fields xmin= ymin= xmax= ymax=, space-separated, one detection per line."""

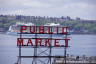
xmin=6 ymin=25 xmax=20 ymax=35
xmin=6 ymin=23 xmax=35 ymax=35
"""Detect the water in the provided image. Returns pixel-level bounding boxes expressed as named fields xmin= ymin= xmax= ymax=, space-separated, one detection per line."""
xmin=0 ymin=34 xmax=96 ymax=64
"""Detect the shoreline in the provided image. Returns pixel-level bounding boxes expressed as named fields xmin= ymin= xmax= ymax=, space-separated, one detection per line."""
xmin=0 ymin=32 xmax=96 ymax=35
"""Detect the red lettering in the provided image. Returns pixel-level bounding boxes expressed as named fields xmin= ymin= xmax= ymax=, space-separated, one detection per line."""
xmin=45 ymin=39 xmax=51 ymax=46
xmin=54 ymin=39 xmax=60 ymax=47
xmin=64 ymin=38 xmax=70 ymax=47
xmin=48 ymin=27 xmax=53 ymax=34
xmin=62 ymin=27 xmax=68 ymax=34
xmin=35 ymin=38 xmax=42 ymax=46
xmin=30 ymin=26 xmax=36 ymax=33
xmin=17 ymin=38 xmax=24 ymax=46
xmin=21 ymin=26 xmax=27 ymax=33
xmin=27 ymin=39 xmax=33 ymax=46
xmin=39 ymin=26 xmax=44 ymax=33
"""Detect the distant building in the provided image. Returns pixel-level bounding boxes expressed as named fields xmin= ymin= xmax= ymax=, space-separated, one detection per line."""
xmin=44 ymin=23 xmax=60 ymax=26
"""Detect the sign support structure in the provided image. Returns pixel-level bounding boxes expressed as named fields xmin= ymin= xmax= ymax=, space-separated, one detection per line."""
xmin=15 ymin=26 xmax=70 ymax=64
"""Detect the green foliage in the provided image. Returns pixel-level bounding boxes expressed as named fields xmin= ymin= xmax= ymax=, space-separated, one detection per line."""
xmin=0 ymin=15 xmax=96 ymax=34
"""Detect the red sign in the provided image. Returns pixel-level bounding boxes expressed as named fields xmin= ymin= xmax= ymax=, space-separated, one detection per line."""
xmin=17 ymin=26 xmax=70 ymax=47
xmin=20 ymin=26 xmax=69 ymax=34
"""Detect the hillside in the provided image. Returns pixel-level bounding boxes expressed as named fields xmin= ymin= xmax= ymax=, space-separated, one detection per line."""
xmin=0 ymin=15 xmax=96 ymax=34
